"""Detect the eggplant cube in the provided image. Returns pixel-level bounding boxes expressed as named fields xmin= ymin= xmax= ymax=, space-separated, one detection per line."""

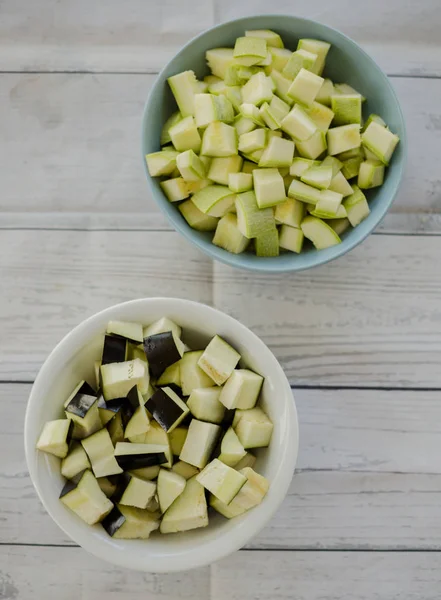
xmin=101 ymin=334 xmax=128 ymax=365
xmin=180 ymin=350 xmax=216 ymax=395
xmin=143 ymin=331 xmax=184 ymax=378
xmin=179 ymin=419 xmax=221 ymax=469
xmin=102 ymin=504 xmax=160 ymax=539
xmin=234 ymin=407 xmax=274 ymax=448
xmin=81 ymin=428 xmax=123 ymax=478
xmin=145 ymin=386 xmax=189 ymax=433
xmin=60 ymin=470 xmax=113 ymax=525
xmin=210 ymin=467 xmax=269 ymax=518
xmin=217 ymin=426 xmax=247 ymax=467
xmin=65 ymin=387 xmax=102 ymax=441
xmin=124 ymin=405 xmax=150 ymax=439
xmin=220 ymin=369 xmax=263 ymax=409
xmin=157 ymin=468 xmax=187 ymax=513
xmin=187 ymin=387 xmax=226 ymax=424
xmin=114 ymin=442 xmax=169 ymax=470
xmin=106 ymin=320 xmax=143 ymax=344
xmin=100 ymin=359 xmax=148 ymax=401
xmin=196 ymin=458 xmax=247 ymax=504
xmin=36 ymin=419 xmax=73 ymax=458
xmin=197 ymin=335 xmax=241 ymax=385
xmin=61 ymin=442 xmax=91 ymax=479
xmin=160 ymin=476 xmax=208 ymax=534
xmin=171 ymin=461 xmax=199 ymax=480
xmin=119 ymin=474 xmax=157 ymax=509
xmin=168 ymin=427 xmax=188 ymax=456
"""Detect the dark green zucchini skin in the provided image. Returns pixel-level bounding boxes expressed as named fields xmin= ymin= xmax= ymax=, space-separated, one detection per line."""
xmin=145 ymin=388 xmax=185 ymax=432
xmin=101 ymin=335 xmax=128 ymax=365
xmin=102 ymin=506 xmax=126 ymax=537
xmin=143 ymin=332 xmax=181 ymax=378
xmin=114 ymin=451 xmax=167 ymax=471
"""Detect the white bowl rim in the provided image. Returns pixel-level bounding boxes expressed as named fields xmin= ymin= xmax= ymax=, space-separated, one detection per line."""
xmin=24 ymin=297 xmax=299 ymax=572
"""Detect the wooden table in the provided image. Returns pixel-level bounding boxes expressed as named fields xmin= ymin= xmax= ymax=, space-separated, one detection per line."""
xmin=1 ymin=1 xmax=441 ymax=597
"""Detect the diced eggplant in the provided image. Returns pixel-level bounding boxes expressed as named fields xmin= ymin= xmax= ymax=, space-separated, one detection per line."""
xmin=102 ymin=504 xmax=160 ymax=539
xmin=217 ymin=427 xmax=247 ymax=467
xmin=128 ymin=421 xmax=173 ymax=467
xmin=143 ymin=317 xmax=182 ymax=340
xmin=171 ymin=461 xmax=199 ymax=480
xmin=101 ymin=334 xmax=128 ymax=366
xmin=157 ymin=468 xmax=187 ymax=513
xmin=196 ymin=458 xmax=247 ymax=504
xmin=114 ymin=442 xmax=169 ymax=470
xmin=156 ymin=360 xmax=181 ymax=393
xmin=100 ymin=359 xmax=149 ymax=401
xmin=143 ymin=331 xmax=184 ymax=378
xmin=187 ymin=387 xmax=226 ymax=424
xmin=36 ymin=419 xmax=73 ymax=458
xmin=145 ymin=386 xmax=189 ymax=433
xmin=126 ymin=384 xmax=144 ymax=409
xmin=124 ymin=405 xmax=150 ymax=439
xmin=168 ymin=426 xmax=188 ymax=456
xmin=160 ymin=476 xmax=208 ymax=534
xmin=97 ymin=391 xmax=116 ymax=426
xmin=180 ymin=350 xmax=216 ymax=396
xmin=63 ymin=381 xmax=96 ymax=408
xmin=94 ymin=361 xmax=101 ymax=389
xmin=106 ymin=320 xmax=144 ymax=344
xmin=179 ymin=419 xmax=221 ymax=469
xmin=61 ymin=441 xmax=91 ymax=479
xmin=219 ymin=369 xmax=263 ymax=410
xmin=210 ymin=467 xmax=269 ymax=518
xmin=129 ymin=465 xmax=160 ymax=481
xmin=81 ymin=428 xmax=122 ymax=478
xmin=65 ymin=386 xmax=102 ymax=441
xmin=233 ymin=452 xmax=256 ymax=471
xmin=60 ymin=469 xmax=113 ymax=525
xmin=197 ymin=335 xmax=241 ymax=385
xmin=116 ymin=472 xmax=157 ymax=509
xmin=97 ymin=476 xmax=119 ymax=498
xmin=234 ymin=407 xmax=274 ymax=448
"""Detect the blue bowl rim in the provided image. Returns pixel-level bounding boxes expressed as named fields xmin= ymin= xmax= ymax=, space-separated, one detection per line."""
xmin=141 ymin=13 xmax=407 ymax=273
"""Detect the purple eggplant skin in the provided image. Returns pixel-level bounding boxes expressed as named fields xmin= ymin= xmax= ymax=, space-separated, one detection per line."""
xmin=145 ymin=388 xmax=185 ymax=432
xmin=104 ymin=397 xmax=134 ymax=426
xmin=65 ymin=390 xmax=97 ymax=419
xmin=157 ymin=382 xmax=182 ymax=396
xmin=102 ymin=506 xmax=126 ymax=537
xmin=114 ymin=451 xmax=167 ymax=471
xmin=59 ymin=469 xmax=87 ymax=498
xmin=143 ymin=332 xmax=181 ymax=378
xmin=101 ymin=335 xmax=128 ymax=366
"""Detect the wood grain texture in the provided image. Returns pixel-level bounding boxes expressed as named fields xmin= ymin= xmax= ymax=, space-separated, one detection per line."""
xmin=0 ymin=0 xmax=440 ymax=75
xmin=1 ymin=230 xmax=441 ymax=386
xmin=1 ymin=73 xmax=440 ymax=224
xmin=4 ymin=384 xmax=441 ymax=548
xmin=1 ymin=546 xmax=441 ymax=600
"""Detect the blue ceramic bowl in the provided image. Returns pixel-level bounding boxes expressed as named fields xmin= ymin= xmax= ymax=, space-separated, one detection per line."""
xmin=142 ymin=15 xmax=406 ymax=272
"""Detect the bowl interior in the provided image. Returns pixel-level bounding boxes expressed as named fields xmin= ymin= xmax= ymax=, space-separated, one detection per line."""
xmin=25 ymin=298 xmax=298 ymax=572
xmin=142 ymin=14 xmax=406 ymax=272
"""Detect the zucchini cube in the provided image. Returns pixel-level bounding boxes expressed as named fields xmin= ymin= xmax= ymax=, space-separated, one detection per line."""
xmin=253 ymin=168 xmax=286 ymax=208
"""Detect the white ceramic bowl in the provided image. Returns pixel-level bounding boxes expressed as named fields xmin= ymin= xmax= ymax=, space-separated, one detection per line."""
xmin=24 ymin=298 xmax=298 ymax=572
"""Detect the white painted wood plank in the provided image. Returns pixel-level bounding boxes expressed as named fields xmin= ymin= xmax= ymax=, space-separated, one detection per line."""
xmin=1 ymin=230 xmax=441 ymax=386
xmin=1 ymin=73 xmax=440 ymax=224
xmin=4 ymin=384 xmax=441 ymax=547
xmin=212 ymin=550 xmax=441 ymax=600
xmin=0 ymin=0 xmax=439 ymax=75
xmin=0 ymin=546 xmax=210 ymax=600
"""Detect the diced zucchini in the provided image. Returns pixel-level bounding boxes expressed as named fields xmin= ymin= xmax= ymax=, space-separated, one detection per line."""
xmin=81 ymin=428 xmax=122 ymax=478
xmin=171 ymin=461 xmax=199 ymax=480
xmin=160 ymin=476 xmax=208 ymax=534
xmin=310 ymin=204 xmax=347 ymax=220
xmin=191 ymin=184 xmax=234 ymax=216
xmin=253 ymin=168 xmax=286 ymax=208
xmin=179 ymin=200 xmax=219 ymax=232
xmin=301 ymin=215 xmax=341 ymax=249
xmin=167 ymin=70 xmax=199 ymax=117
xmin=259 ymin=137 xmax=295 ymax=168
xmin=358 ymin=159 xmax=385 ymax=189
xmin=290 ymin=158 xmax=319 ymax=177
xmin=343 ymin=185 xmax=370 ymax=226
xmin=270 ymin=69 xmax=294 ymax=105
xmin=295 ymin=130 xmax=327 ymax=159
xmin=259 ymin=102 xmax=281 ymax=130
xmin=169 ymin=116 xmax=201 ymax=153
xmin=176 ymin=149 xmax=206 ymax=181
xmin=288 ymin=179 xmax=322 ymax=205
xmin=197 ymin=335 xmax=240 ymax=386
xmin=362 ymin=113 xmax=387 ymax=132
xmin=37 ymin=419 xmax=72 ymax=458
xmin=321 ymin=155 xmax=343 ymax=176
xmin=201 ymin=122 xmax=238 ymax=157
xmin=180 ymin=350 xmax=216 ymax=396
xmin=102 ymin=504 xmax=160 ymax=539
xmin=301 ymin=165 xmax=333 ymax=189
xmin=235 ymin=191 xmax=276 ymax=239
xmin=275 ymin=198 xmax=306 ymax=228
xmin=234 ymin=115 xmax=257 ymax=136
xmin=287 ymin=68 xmax=324 ymax=106
xmin=224 ymin=85 xmax=243 ymax=110
xmin=313 ymin=189 xmax=344 ymax=217
xmin=281 ymin=104 xmax=317 ymax=141
xmin=234 ymin=37 xmax=268 ymax=66
xmin=297 ymin=39 xmax=331 ymax=75
xmin=161 ymin=111 xmax=182 ymax=146
xmin=315 ymin=78 xmax=335 ymax=106
xmin=245 ymin=29 xmax=284 ymax=48
xmin=241 ymin=72 xmax=273 ymax=106
xmin=331 ymin=94 xmax=362 ymax=125
xmin=180 ymin=419 xmax=221 ymax=469
xmin=61 ymin=442 xmax=91 ymax=479
xmin=213 ymin=213 xmax=250 ymax=254
xmin=283 ymin=49 xmax=318 ymax=80
xmin=60 ymin=469 xmax=113 ymax=525
xmin=361 ymin=121 xmax=399 ymax=165
xmin=255 ymin=226 xmax=279 ymax=257
xmin=228 ymin=172 xmax=253 ymax=193
xmin=169 ymin=426 xmax=188 ymax=456
xmin=206 ymin=48 xmax=236 ymax=79
xmin=269 ymin=95 xmax=290 ymax=122
xmin=268 ymin=47 xmax=292 ymax=72
xmin=220 ymin=369 xmax=263 ymax=410
xmin=334 ymin=82 xmax=365 ymax=101
xmin=327 ymin=124 xmax=361 ymax=155
xmin=119 ymin=473 xmax=157 ymax=509
xmin=329 ymin=171 xmax=354 ymax=196
xmin=196 ymin=458 xmax=247 ymax=504
xmin=187 ymin=387 xmax=226 ymax=424
xmin=239 ymin=103 xmax=265 ymax=126
xmin=194 ymin=93 xmax=234 ymax=128
xmin=239 ymin=128 xmax=267 ymax=154
xmin=160 ymin=177 xmax=189 ymax=202
xmin=145 ymin=150 xmax=179 ymax=177
xmin=207 ymin=156 xmax=243 ymax=186
xmin=304 ymin=101 xmax=334 ymax=132
xmin=186 ymin=179 xmax=211 ymax=194
xmin=279 ymin=224 xmax=305 ymax=253
xmin=329 ymin=217 xmax=351 ymax=236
